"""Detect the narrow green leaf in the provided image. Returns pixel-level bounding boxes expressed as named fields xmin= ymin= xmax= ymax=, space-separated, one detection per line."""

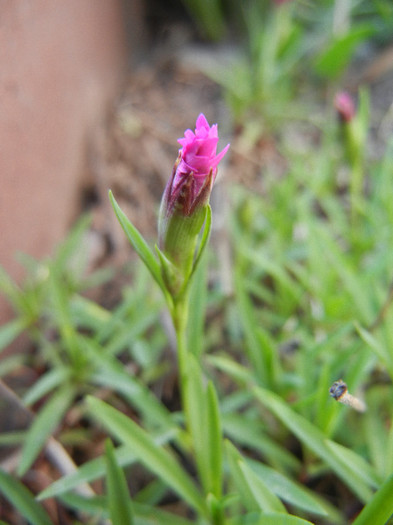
xmin=132 ymin=502 xmax=195 ymax=524
xmin=234 ymin=265 xmax=268 ymax=384
xmin=248 ymin=460 xmax=327 ymax=517
xmin=223 ymin=412 xmax=301 ymax=473
xmin=238 ymin=460 xmax=287 ymax=514
xmin=59 ymin=492 xmax=107 ymax=516
xmin=325 ymin=440 xmax=382 ymax=489
xmin=183 ymin=356 xmax=222 ymax=498
xmin=0 ymin=470 xmax=53 ymax=525
xmin=352 ymin=472 xmax=393 ymax=525
xmin=0 ymin=265 xmax=22 ymax=309
xmin=225 ymin=440 xmax=259 ymax=512
xmin=86 ymin=396 xmax=206 ymax=515
xmin=230 ymin=513 xmax=314 ymax=525
xmin=184 ymin=355 xmax=209 ymax=493
xmin=17 ymin=386 xmax=74 ymax=476
xmin=206 ymin=380 xmax=223 ymax=499
xmin=0 ymin=431 xmax=26 ymax=446
xmin=314 ymin=25 xmax=375 ymax=78
xmin=105 ymin=440 xmax=134 ymax=525
xmin=109 ymin=191 xmax=166 ymax=295
xmin=88 ymin=343 xmax=177 ymax=434
xmin=23 ymin=367 xmax=71 ymax=406
xmin=53 ymin=213 xmax=91 ymax=270
xmin=0 ymin=318 xmax=26 ymax=352
xmin=356 ymin=324 xmax=393 ymax=376
xmin=253 ymin=387 xmax=374 ymax=502
xmin=39 ymin=433 xmax=174 ymax=501
xmin=207 ymin=354 xmax=255 ymax=385
xmin=60 ymin=491 xmax=194 ymax=525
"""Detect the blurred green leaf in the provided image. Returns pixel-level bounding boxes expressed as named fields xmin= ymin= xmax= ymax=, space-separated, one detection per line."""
xmin=253 ymin=387 xmax=375 ymax=502
xmin=226 ymin=440 xmax=286 ymax=514
xmin=248 ymin=460 xmax=328 ymax=517
xmin=352 ymin=472 xmax=393 ymax=525
xmin=229 ymin=513 xmax=314 ymax=525
xmin=223 ymin=412 xmax=301 ymax=473
xmin=325 ymin=440 xmax=382 ymax=489
xmin=206 ymin=380 xmax=223 ymax=499
xmin=0 ymin=470 xmax=53 ymax=525
xmin=105 ymin=440 xmax=134 ymax=525
xmin=38 ymin=433 xmax=174 ymax=501
xmin=315 ymin=25 xmax=375 ymax=78
xmin=0 ymin=318 xmax=26 ymax=352
xmin=356 ymin=324 xmax=393 ymax=378
xmin=86 ymin=396 xmax=206 ymax=515
xmin=23 ymin=367 xmax=71 ymax=406
xmin=184 ymin=355 xmax=222 ymax=499
xmin=238 ymin=461 xmax=287 ymax=514
xmin=181 ymin=0 xmax=225 ymax=41
xmin=17 ymin=386 xmax=74 ymax=476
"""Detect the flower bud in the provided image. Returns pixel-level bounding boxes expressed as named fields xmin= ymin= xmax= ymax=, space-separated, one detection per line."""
xmin=158 ymin=114 xmax=229 ymax=290
xmin=334 ymin=91 xmax=356 ymax=123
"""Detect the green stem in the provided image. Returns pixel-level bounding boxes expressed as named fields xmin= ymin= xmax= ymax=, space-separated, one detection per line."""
xmin=172 ymin=295 xmax=190 ymax=420
xmin=172 ymin=295 xmax=225 ymax=525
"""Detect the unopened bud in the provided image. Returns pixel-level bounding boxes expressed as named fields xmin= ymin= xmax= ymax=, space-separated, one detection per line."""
xmin=157 ymin=114 xmax=229 ymax=292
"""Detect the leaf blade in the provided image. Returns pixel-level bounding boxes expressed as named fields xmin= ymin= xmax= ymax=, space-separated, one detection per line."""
xmin=109 ymin=191 xmax=166 ymax=295
xmin=86 ymin=396 xmax=206 ymax=516
xmin=105 ymin=440 xmax=134 ymax=525
xmin=17 ymin=386 xmax=74 ymax=476
xmin=0 ymin=470 xmax=53 ymax=525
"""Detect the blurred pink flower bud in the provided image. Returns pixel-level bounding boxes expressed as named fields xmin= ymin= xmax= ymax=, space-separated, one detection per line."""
xmin=334 ymin=92 xmax=356 ymax=123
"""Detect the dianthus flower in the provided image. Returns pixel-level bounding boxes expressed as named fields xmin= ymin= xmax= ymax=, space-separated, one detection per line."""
xmin=158 ymin=114 xmax=229 ymax=283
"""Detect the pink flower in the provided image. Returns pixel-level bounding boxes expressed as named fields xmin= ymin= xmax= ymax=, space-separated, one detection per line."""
xmin=158 ymin=114 xmax=229 ymax=269
xmin=334 ymin=92 xmax=356 ymax=123
xmin=159 ymin=114 xmax=229 ymax=222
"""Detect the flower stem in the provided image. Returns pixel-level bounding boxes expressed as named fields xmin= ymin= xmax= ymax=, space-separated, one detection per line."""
xmin=172 ymin=295 xmax=225 ymax=525
xmin=172 ymin=295 xmax=189 ymax=420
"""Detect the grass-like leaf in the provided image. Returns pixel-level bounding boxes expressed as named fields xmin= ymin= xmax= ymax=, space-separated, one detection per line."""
xmin=206 ymin=381 xmax=223 ymax=499
xmin=226 ymin=440 xmax=286 ymax=514
xmin=0 ymin=469 xmax=53 ymax=525
xmin=184 ymin=355 xmax=222 ymax=499
xmin=38 ymin=433 xmax=174 ymax=501
xmin=238 ymin=461 xmax=287 ymax=514
xmin=356 ymin=324 xmax=393 ymax=378
xmin=105 ymin=440 xmax=134 ymax=525
xmin=17 ymin=386 xmax=74 ymax=476
xmin=23 ymin=367 xmax=71 ymax=406
xmin=109 ymin=190 xmax=166 ymax=296
xmin=248 ymin=460 xmax=327 ymax=517
xmin=60 ymin=491 xmax=194 ymax=524
xmin=253 ymin=387 xmax=375 ymax=502
xmin=0 ymin=318 xmax=26 ymax=352
xmin=230 ymin=513 xmax=314 ymax=525
xmin=86 ymin=396 xmax=206 ymax=516
xmin=352 ymin=472 xmax=393 ymax=525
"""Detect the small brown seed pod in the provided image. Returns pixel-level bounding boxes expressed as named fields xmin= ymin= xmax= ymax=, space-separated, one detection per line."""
xmin=329 ymin=379 xmax=366 ymax=413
